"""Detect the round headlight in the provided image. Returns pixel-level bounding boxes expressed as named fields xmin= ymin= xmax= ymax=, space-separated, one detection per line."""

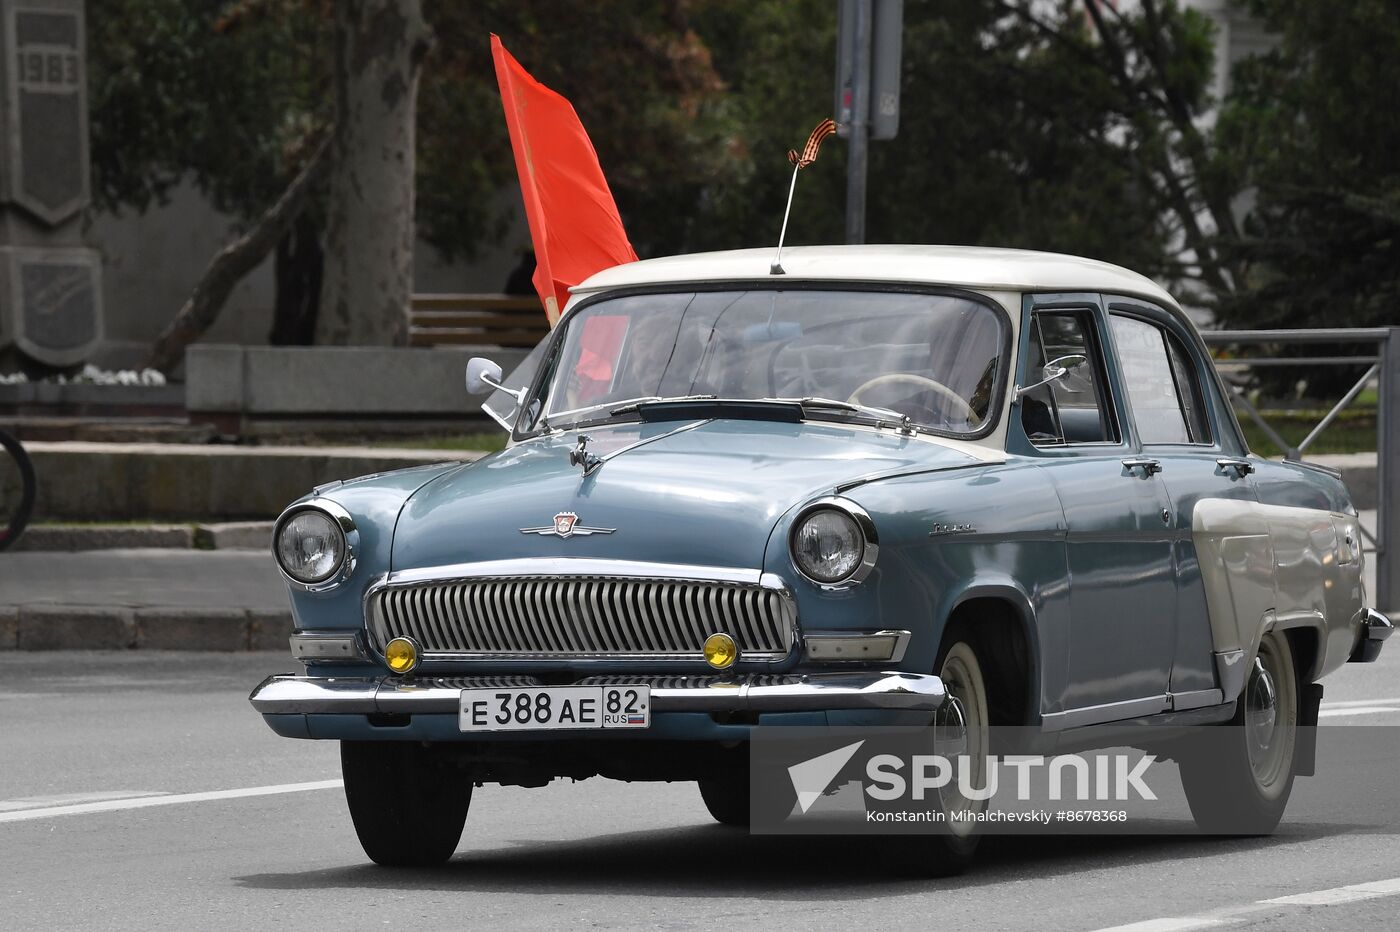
xmin=275 ymin=510 xmax=346 ymax=584
xmin=792 ymin=508 xmax=865 ymax=584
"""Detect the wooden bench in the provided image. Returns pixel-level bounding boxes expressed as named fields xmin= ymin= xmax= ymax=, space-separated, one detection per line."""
xmin=408 ymin=294 xmax=551 ymax=348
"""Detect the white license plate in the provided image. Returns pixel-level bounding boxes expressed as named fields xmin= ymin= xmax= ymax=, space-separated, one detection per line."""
xmin=458 ymin=685 xmax=651 ymax=732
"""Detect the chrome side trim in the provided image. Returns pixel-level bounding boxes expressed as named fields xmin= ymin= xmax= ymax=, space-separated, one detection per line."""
xmin=1040 ymin=694 xmax=1171 ymax=731
xmin=271 ymin=498 xmax=359 ymax=594
xmin=1168 ymin=688 xmax=1225 ymax=712
xmin=249 ymin=670 xmax=946 ymax=716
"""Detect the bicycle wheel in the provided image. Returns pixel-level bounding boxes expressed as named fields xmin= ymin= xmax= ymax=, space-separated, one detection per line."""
xmin=0 ymin=429 xmax=36 ymax=551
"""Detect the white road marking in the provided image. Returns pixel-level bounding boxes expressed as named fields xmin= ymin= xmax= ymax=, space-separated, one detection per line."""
xmin=1260 ymin=877 xmax=1400 ymax=906
xmin=0 ymin=779 xmax=342 ymax=824
xmin=0 ymin=790 xmax=168 ymax=812
xmin=1093 ymin=877 xmax=1400 ymax=931
xmin=1321 ymin=697 xmax=1400 ymax=709
xmin=1318 ymin=707 xmax=1400 ymax=718
xmin=1090 ymin=918 xmax=1239 ymax=931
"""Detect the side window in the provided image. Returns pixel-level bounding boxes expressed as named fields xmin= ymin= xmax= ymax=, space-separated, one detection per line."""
xmin=1109 ymin=315 xmax=1211 ymax=445
xmin=1021 ymin=310 xmax=1118 ymax=446
xmin=1165 ymin=332 xmax=1212 ymax=444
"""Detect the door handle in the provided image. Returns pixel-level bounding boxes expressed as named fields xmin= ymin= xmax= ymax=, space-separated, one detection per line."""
xmin=1216 ymin=457 xmax=1255 ymax=478
xmin=1122 ymin=457 xmax=1163 ymax=477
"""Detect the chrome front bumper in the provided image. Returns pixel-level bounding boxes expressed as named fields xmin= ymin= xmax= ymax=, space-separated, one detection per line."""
xmin=249 ymin=670 xmax=946 ymax=716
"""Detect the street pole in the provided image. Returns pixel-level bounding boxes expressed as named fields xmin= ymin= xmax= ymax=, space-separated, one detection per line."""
xmin=1380 ymin=328 xmax=1399 ymax=613
xmin=845 ymin=0 xmax=872 ymax=245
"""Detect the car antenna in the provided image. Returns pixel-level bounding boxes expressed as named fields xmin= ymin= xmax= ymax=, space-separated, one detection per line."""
xmin=770 ymin=119 xmax=837 ymax=276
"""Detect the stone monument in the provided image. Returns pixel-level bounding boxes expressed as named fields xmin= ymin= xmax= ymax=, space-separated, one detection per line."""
xmin=0 ymin=0 xmax=101 ymax=370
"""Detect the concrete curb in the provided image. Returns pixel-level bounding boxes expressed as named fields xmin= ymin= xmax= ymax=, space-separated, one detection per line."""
xmin=14 ymin=524 xmax=196 ymax=552
xmin=194 ymin=522 xmax=274 ymax=551
xmin=2 ymin=605 xmax=293 ymax=651
xmin=14 ymin=522 xmax=276 ymax=552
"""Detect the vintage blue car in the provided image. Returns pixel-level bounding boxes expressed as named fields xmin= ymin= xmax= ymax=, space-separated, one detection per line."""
xmin=250 ymin=245 xmax=1391 ymax=872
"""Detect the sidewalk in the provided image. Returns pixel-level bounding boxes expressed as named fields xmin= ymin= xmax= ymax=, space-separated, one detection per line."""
xmin=0 ymin=549 xmax=291 ymax=651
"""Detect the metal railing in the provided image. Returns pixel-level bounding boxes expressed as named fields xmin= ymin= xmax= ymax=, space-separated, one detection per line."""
xmin=1200 ymin=327 xmax=1397 ymax=612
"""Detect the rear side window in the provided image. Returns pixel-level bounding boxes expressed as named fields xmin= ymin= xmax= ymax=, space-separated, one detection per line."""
xmin=1110 ymin=315 xmax=1212 ymax=445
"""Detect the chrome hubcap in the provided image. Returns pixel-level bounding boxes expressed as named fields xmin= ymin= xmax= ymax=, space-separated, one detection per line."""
xmin=1245 ymin=656 xmax=1278 ymax=765
xmin=935 ymin=693 xmax=969 ymax=757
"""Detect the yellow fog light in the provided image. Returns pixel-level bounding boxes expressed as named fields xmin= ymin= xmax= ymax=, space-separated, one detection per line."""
xmin=703 ymin=632 xmax=738 ymax=670
xmin=384 ymin=637 xmax=420 ymax=675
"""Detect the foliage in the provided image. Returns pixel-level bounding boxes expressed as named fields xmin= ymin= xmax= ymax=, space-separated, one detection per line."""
xmin=87 ymin=0 xmax=330 ymax=221
xmin=417 ymin=1 xmax=742 ymax=260
xmin=88 ymin=0 xmax=1398 ymax=358
xmin=1214 ymin=0 xmax=1400 ymax=333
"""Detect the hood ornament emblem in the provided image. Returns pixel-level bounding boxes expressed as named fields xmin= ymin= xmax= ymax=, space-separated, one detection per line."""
xmin=520 ymin=512 xmax=616 ymax=539
xmin=569 ymin=434 xmax=603 ymax=475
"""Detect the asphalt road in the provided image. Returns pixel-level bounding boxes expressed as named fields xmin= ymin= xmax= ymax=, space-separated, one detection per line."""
xmin=1 ymin=650 xmax=1398 ymax=931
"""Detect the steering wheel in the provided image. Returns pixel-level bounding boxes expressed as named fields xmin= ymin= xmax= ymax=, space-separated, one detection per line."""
xmin=847 ymin=373 xmax=977 ymax=425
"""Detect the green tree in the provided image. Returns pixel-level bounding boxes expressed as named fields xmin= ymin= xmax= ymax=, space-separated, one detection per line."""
xmin=416 ymin=1 xmax=741 ymax=262
xmin=681 ymin=0 xmax=1223 ymax=290
xmin=89 ymin=0 xmax=332 ymax=361
xmin=1214 ymin=0 xmax=1400 ymax=334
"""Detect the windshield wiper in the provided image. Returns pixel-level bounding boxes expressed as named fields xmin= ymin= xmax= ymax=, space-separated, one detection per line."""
xmin=767 ymin=397 xmax=917 ymax=434
xmin=548 ymin=394 xmax=718 ymax=428
xmin=608 ymin=394 xmax=718 ymax=416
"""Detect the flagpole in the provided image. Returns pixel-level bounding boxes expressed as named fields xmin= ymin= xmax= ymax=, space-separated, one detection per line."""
xmin=770 ymin=165 xmax=801 ymax=276
xmin=769 ymin=119 xmax=837 ymax=277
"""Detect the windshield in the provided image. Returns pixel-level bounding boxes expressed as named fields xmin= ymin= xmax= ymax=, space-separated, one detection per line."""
xmin=521 ymin=288 xmax=1006 ymax=436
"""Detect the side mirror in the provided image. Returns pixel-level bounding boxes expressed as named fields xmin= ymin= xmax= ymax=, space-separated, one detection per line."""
xmin=466 ymin=357 xmax=509 ymax=396
xmin=1014 ymin=354 xmax=1089 ymax=404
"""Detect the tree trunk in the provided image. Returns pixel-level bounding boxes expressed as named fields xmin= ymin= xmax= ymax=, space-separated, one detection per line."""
xmin=142 ymin=138 xmax=332 ymax=374
xmin=269 ymin=211 xmax=324 ymax=345
xmin=316 ymin=0 xmax=432 ymax=346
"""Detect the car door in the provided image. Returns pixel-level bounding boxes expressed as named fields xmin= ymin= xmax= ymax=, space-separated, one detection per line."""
xmin=1009 ymin=295 xmax=1177 ymax=729
xmin=1105 ymin=301 xmax=1261 ymax=711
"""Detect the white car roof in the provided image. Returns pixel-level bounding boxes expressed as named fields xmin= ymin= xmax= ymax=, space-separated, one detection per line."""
xmin=571 ymin=244 xmax=1180 ymax=310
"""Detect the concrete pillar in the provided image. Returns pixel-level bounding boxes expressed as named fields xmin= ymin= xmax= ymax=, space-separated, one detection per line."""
xmin=0 ymin=0 xmax=102 ymax=370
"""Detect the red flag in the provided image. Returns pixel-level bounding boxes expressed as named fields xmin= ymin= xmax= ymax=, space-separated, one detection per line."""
xmin=491 ymin=35 xmax=638 ymax=325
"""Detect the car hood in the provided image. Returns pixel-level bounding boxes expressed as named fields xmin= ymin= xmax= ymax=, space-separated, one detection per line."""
xmin=391 ymin=418 xmax=990 ymax=573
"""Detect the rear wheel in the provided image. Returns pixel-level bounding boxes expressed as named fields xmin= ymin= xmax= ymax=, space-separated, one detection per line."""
xmin=341 ymin=741 xmax=471 ymax=866
xmin=1179 ymin=630 xmax=1298 ymax=834
xmin=698 ymin=774 xmax=750 ymax=827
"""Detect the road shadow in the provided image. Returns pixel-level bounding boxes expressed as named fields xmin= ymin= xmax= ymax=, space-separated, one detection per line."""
xmin=234 ymin=819 xmax=1356 ymax=900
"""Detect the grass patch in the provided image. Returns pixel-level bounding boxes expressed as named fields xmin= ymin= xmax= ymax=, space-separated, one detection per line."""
xmin=1235 ymin=408 xmax=1377 ymax=457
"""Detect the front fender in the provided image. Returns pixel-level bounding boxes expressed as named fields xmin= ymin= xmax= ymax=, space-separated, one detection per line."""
xmin=279 ymin=462 xmax=465 ymax=633
xmin=763 ymin=460 xmax=1069 ymax=720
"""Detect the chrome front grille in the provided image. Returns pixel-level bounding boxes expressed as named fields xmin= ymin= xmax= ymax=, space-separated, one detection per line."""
xmin=365 ymin=576 xmax=797 ymax=661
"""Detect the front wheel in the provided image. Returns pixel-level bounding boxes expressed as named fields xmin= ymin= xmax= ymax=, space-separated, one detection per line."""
xmin=341 ymin=741 xmax=471 ymax=866
xmin=897 ymin=632 xmax=990 ymax=877
xmin=1178 ymin=630 xmax=1298 ymax=834
xmin=698 ymin=774 xmax=750 ymax=827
